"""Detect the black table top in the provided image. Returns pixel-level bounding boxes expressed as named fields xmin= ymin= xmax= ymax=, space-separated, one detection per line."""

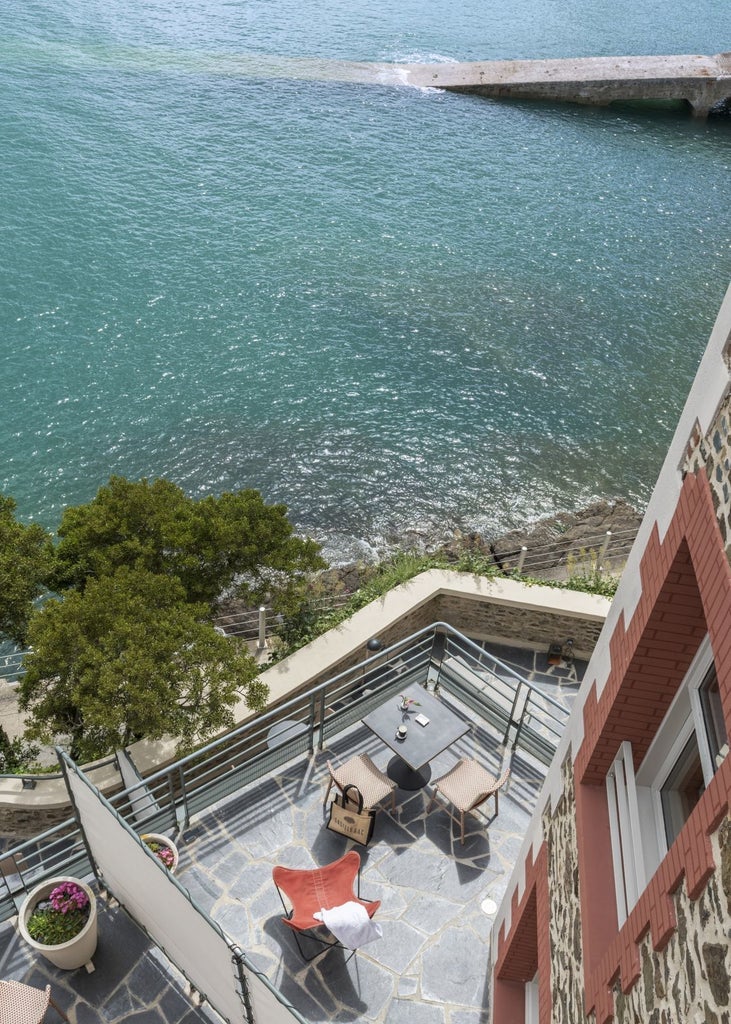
xmin=361 ymin=682 xmax=469 ymax=771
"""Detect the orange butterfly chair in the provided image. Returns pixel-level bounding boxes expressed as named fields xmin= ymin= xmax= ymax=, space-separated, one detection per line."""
xmin=272 ymin=850 xmax=379 ymax=961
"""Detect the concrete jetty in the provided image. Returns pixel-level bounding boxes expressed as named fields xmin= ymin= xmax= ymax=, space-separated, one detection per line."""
xmin=403 ymin=52 xmax=731 ymax=117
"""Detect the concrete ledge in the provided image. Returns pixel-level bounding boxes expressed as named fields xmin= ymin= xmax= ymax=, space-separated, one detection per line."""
xmin=404 ymin=53 xmax=731 ymax=115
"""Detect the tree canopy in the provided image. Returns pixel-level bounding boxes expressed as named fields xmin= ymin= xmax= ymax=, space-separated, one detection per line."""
xmin=19 ymin=567 xmax=268 ymax=762
xmin=50 ymin=476 xmax=325 ymax=609
xmin=0 ymin=495 xmax=54 ymax=645
xmin=11 ymin=476 xmax=324 ymax=761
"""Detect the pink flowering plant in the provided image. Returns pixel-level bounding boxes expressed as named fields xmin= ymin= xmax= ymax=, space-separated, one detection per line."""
xmin=144 ymin=838 xmax=175 ymax=869
xmin=27 ymin=881 xmax=91 ymax=945
xmin=399 ymin=694 xmax=421 ymax=710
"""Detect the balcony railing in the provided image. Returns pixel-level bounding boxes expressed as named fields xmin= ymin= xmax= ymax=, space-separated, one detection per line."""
xmin=0 ymin=622 xmax=568 ymax=922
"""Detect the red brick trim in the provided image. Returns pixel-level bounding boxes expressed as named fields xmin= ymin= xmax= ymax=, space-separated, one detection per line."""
xmin=572 ymin=472 xmax=731 ymax=1022
xmin=576 ymin=472 xmax=730 ymax=785
xmin=493 ymin=842 xmax=551 ymax=1024
xmin=583 ymin=756 xmax=731 ymax=1023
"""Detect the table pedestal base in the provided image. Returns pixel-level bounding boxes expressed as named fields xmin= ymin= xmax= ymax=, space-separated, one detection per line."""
xmin=387 ymin=756 xmax=431 ymax=791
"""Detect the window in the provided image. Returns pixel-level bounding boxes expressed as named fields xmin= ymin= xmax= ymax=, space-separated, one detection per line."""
xmin=606 ymin=636 xmax=724 ymax=924
xmin=659 ymin=732 xmax=705 ymax=848
xmin=697 ymin=664 xmax=728 ymax=767
xmin=606 ymin=741 xmax=646 ymax=924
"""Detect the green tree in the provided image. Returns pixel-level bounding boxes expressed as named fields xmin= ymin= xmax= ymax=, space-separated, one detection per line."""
xmin=50 ymin=476 xmax=325 ymax=610
xmin=19 ymin=567 xmax=267 ymax=762
xmin=0 ymin=494 xmax=54 ymax=645
xmin=0 ymin=725 xmax=40 ymax=774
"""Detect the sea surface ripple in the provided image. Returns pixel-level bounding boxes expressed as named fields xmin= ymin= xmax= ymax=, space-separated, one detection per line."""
xmin=2 ymin=0 xmax=731 ymax=562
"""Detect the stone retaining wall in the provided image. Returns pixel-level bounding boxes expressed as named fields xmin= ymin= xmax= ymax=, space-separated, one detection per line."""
xmin=434 ymin=594 xmax=602 ymax=657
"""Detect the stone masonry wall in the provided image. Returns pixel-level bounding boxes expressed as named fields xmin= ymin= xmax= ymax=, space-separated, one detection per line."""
xmin=287 ymin=593 xmax=605 ymax=696
xmin=537 ymin=762 xmax=731 ymax=1024
xmin=434 ymin=594 xmax=604 ymax=657
xmin=544 ymin=757 xmax=585 ymax=1024
xmin=0 ymin=803 xmax=72 ymax=840
xmin=682 ymin=385 xmax=731 ymax=559
xmin=611 ymin=817 xmax=731 ymax=1024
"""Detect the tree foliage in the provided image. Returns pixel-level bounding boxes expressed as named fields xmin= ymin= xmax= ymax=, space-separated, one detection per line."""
xmin=19 ymin=567 xmax=267 ymax=762
xmin=0 ymin=725 xmax=40 ymax=774
xmin=50 ymin=476 xmax=325 ymax=610
xmin=0 ymin=494 xmax=54 ymax=645
xmin=13 ymin=476 xmax=324 ymax=760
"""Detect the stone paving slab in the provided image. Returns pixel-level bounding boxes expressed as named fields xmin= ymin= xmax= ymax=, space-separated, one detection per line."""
xmin=0 ymin=897 xmax=219 ymax=1024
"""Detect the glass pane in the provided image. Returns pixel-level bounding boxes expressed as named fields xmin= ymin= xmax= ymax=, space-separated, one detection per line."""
xmin=660 ymin=733 xmax=705 ymax=849
xmin=699 ymin=665 xmax=728 ymax=767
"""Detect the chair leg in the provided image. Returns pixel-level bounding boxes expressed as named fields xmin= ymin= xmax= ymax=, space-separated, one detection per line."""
xmin=390 ymin=789 xmax=396 ymax=813
xmin=459 ymin=810 xmax=465 ymax=846
xmin=49 ymin=995 xmax=70 ymax=1022
xmin=289 ymin=926 xmax=338 ymax=962
xmin=323 ymin=776 xmax=333 ymax=805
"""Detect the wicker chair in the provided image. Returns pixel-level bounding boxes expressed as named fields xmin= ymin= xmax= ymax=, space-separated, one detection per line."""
xmin=0 ymin=981 xmax=69 ymax=1024
xmin=323 ymin=753 xmax=397 ymax=812
xmin=273 ymin=850 xmax=380 ymax=961
xmin=428 ymin=759 xmax=510 ymax=845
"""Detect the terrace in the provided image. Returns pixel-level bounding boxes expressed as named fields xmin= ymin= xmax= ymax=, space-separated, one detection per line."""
xmin=0 ymin=624 xmax=585 ymax=1024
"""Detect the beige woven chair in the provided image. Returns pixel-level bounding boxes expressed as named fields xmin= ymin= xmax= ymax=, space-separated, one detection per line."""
xmin=428 ymin=758 xmax=510 ymax=845
xmin=324 ymin=753 xmax=397 ymax=812
xmin=0 ymin=980 xmax=69 ymax=1024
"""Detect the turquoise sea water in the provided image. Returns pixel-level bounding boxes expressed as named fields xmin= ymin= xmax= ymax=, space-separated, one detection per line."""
xmin=2 ymin=1 xmax=731 ymax=562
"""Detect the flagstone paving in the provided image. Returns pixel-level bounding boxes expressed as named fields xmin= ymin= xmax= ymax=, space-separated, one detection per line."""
xmin=173 ymin=687 xmax=550 ymax=1024
xmin=0 ymin=642 xmax=585 ymax=1023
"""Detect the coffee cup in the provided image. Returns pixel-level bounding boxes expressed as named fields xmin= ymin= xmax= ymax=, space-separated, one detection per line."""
xmin=396 ymin=725 xmax=407 ymax=740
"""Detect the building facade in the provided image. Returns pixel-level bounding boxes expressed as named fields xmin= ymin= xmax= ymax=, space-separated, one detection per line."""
xmin=492 ymin=283 xmax=731 ymax=1024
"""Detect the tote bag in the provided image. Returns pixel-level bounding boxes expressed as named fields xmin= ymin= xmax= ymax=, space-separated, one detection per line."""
xmin=326 ymin=784 xmax=376 ymax=846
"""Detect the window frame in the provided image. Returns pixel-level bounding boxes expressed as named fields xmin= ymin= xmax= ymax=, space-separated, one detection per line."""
xmin=524 ymin=974 xmax=539 ymax=1024
xmin=606 ymin=635 xmax=720 ymax=924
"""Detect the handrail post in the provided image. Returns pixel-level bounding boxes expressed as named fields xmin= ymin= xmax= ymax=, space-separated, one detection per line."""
xmin=598 ymin=530 xmax=612 ymax=571
xmin=318 ymin=690 xmax=327 ymax=750
xmin=428 ymin=628 xmax=446 ymax=692
xmin=516 ymin=546 xmax=528 ymax=573
xmin=504 ymin=679 xmax=524 ymax=748
xmin=257 ymin=606 xmax=268 ymax=650
xmin=512 ymin=688 xmax=533 ymax=753
xmin=308 ymin=694 xmax=316 ymax=754
xmin=177 ymin=766 xmax=191 ymax=830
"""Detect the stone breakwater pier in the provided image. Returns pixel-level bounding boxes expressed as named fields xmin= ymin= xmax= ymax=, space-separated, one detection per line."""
xmin=401 ymin=52 xmax=731 ymax=117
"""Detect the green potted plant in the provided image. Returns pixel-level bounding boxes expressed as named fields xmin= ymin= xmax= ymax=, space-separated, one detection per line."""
xmin=141 ymin=832 xmax=179 ymax=872
xmin=18 ymin=876 xmax=97 ymax=971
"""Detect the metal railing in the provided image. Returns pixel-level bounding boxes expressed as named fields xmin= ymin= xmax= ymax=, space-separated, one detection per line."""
xmin=0 ymin=622 xmax=569 ymax=920
xmin=0 ymin=647 xmax=27 ymax=683
xmin=210 ymin=524 xmax=634 ymax=644
xmin=1 ymin=524 xmax=631 ymax=682
xmin=211 ymin=595 xmax=351 ymax=640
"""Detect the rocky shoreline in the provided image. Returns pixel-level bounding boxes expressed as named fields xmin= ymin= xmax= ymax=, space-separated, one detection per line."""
xmin=312 ymin=498 xmax=643 ymax=597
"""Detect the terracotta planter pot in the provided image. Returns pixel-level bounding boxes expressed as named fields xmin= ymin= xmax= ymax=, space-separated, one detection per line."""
xmin=18 ymin=876 xmax=97 ymax=972
xmin=141 ymin=832 xmax=179 ymax=873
